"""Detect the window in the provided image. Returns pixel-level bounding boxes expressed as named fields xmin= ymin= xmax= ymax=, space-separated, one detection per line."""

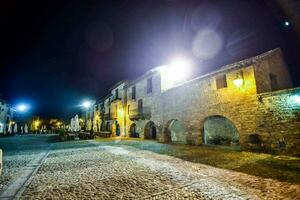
xmin=138 ymin=99 xmax=143 ymax=114
xmin=216 ymin=74 xmax=227 ymax=89
xmin=269 ymin=73 xmax=278 ymax=91
xmin=132 ymin=86 xmax=136 ymax=100
xmin=147 ymin=77 xmax=152 ymax=94
xmin=115 ymin=89 xmax=119 ymax=98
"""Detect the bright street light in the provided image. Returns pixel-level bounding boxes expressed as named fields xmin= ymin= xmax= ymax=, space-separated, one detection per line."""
xmin=167 ymin=57 xmax=192 ymax=82
xmin=82 ymin=100 xmax=92 ymax=109
xmin=16 ymin=103 xmax=29 ymax=113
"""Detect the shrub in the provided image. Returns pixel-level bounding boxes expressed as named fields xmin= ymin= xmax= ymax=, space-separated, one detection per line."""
xmin=58 ymin=129 xmax=68 ymax=141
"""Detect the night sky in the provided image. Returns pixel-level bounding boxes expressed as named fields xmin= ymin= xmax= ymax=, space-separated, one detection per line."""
xmin=0 ymin=0 xmax=299 ymax=119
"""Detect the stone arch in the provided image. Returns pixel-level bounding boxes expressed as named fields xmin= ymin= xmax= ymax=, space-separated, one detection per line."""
xmin=163 ymin=119 xmax=187 ymax=144
xmin=129 ymin=123 xmax=139 ymax=138
xmin=202 ymin=115 xmax=239 ymax=146
xmin=115 ymin=121 xmax=121 ymax=136
xmin=144 ymin=121 xmax=157 ymax=139
xmin=96 ymin=120 xmax=100 ymax=132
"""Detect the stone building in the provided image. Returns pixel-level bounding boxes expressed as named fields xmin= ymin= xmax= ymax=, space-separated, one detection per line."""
xmin=83 ymin=48 xmax=300 ymax=155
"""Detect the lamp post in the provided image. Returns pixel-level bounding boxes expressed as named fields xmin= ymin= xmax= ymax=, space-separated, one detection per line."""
xmin=14 ymin=103 xmax=30 ymax=134
xmin=81 ymin=100 xmax=94 ymax=133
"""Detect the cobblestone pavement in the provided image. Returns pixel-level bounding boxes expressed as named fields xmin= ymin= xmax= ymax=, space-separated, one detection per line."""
xmin=19 ymin=141 xmax=300 ymax=200
xmin=0 ymin=135 xmax=56 ymax=193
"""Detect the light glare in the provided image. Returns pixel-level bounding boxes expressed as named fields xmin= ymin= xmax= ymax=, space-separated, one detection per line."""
xmin=233 ymin=78 xmax=243 ymax=87
xmin=16 ymin=104 xmax=29 ymax=112
xmin=168 ymin=57 xmax=192 ymax=82
xmin=82 ymin=101 xmax=92 ymax=109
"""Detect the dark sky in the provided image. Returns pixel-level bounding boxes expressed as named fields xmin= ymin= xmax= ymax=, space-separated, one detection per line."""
xmin=0 ymin=0 xmax=299 ymax=119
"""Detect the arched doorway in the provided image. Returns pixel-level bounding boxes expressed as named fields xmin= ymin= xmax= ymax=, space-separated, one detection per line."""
xmin=164 ymin=119 xmax=186 ymax=144
xmin=203 ymin=115 xmax=239 ymax=146
xmin=129 ymin=123 xmax=139 ymax=138
xmin=144 ymin=121 xmax=157 ymax=139
xmin=100 ymin=121 xmax=105 ymax=131
xmin=106 ymin=122 xmax=111 ymax=132
xmin=115 ymin=121 xmax=120 ymax=136
xmin=96 ymin=121 xmax=99 ymax=132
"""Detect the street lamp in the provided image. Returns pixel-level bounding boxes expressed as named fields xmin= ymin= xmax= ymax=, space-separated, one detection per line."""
xmin=16 ymin=103 xmax=30 ymax=113
xmin=82 ymin=101 xmax=92 ymax=109
xmin=233 ymin=72 xmax=244 ymax=87
xmin=168 ymin=57 xmax=192 ymax=82
xmin=81 ymin=100 xmax=94 ymax=132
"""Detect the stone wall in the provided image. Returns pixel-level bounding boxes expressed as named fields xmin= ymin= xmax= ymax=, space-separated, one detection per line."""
xmin=125 ymin=69 xmax=163 ymax=138
xmin=255 ymin=88 xmax=300 ymax=155
xmin=155 ymin=75 xmax=299 ymax=155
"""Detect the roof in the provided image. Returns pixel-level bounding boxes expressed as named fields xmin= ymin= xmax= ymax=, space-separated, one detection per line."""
xmin=220 ymin=48 xmax=281 ymax=71
xmin=109 ymin=80 xmax=128 ymax=91
xmin=125 ymin=66 xmax=163 ymax=88
xmin=162 ymin=48 xmax=282 ymax=91
xmin=96 ymin=48 xmax=282 ymax=101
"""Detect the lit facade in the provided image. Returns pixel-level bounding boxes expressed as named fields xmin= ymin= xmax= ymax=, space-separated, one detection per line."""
xmin=81 ymin=48 xmax=300 ymax=155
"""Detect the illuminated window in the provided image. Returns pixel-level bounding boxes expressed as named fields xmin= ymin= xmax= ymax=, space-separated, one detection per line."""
xmin=216 ymin=74 xmax=227 ymax=89
xmin=132 ymin=86 xmax=136 ymax=100
xmin=147 ymin=77 xmax=152 ymax=94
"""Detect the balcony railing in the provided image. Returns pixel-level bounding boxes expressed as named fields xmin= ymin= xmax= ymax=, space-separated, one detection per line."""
xmin=129 ymin=107 xmax=151 ymax=120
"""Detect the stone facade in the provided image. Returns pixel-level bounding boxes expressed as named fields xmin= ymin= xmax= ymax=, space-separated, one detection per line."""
xmin=82 ymin=48 xmax=300 ymax=155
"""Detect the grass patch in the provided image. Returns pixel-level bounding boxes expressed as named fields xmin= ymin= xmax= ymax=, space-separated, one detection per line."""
xmin=95 ymin=137 xmax=300 ymax=183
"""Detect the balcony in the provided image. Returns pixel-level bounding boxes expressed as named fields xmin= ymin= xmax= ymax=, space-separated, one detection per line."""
xmin=103 ymin=113 xmax=112 ymax=120
xmin=129 ymin=107 xmax=151 ymax=120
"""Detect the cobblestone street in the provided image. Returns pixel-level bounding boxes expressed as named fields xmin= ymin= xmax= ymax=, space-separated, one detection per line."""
xmin=1 ymin=135 xmax=300 ymax=199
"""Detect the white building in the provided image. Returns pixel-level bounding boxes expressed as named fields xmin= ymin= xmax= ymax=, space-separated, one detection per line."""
xmin=0 ymin=99 xmax=13 ymax=134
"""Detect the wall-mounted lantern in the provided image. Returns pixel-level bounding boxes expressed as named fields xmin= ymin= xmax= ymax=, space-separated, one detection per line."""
xmin=233 ymin=71 xmax=244 ymax=87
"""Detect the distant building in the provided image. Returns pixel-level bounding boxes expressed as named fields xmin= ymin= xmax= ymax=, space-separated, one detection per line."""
xmin=0 ymin=99 xmax=14 ymax=134
xmin=80 ymin=48 xmax=300 ymax=155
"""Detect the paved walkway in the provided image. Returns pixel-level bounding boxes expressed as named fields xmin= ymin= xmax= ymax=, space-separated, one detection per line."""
xmin=0 ymin=135 xmax=56 ymax=199
xmin=1 ymin=136 xmax=300 ymax=199
xmin=20 ymin=141 xmax=300 ymax=199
